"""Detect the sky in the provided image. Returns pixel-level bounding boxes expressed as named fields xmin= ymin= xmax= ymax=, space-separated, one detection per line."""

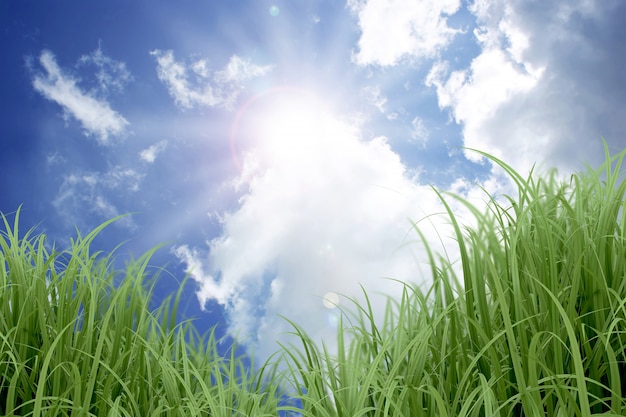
xmin=1 ymin=0 xmax=626 ymax=364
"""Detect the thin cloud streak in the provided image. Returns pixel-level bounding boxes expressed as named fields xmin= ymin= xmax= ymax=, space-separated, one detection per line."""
xmin=31 ymin=50 xmax=129 ymax=145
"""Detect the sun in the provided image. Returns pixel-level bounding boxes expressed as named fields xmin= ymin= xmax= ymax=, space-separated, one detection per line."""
xmin=229 ymin=86 xmax=346 ymax=173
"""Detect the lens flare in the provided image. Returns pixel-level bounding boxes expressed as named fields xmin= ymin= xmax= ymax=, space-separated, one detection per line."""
xmin=269 ymin=6 xmax=280 ymax=17
xmin=322 ymin=291 xmax=339 ymax=309
xmin=326 ymin=309 xmax=340 ymax=329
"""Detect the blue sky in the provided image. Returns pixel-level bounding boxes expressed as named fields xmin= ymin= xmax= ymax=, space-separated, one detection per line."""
xmin=2 ymin=0 xmax=625 ymax=362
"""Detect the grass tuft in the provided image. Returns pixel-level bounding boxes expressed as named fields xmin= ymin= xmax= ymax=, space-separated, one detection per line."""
xmin=281 ymin=144 xmax=626 ymax=416
xmin=0 ymin=211 xmax=283 ymax=416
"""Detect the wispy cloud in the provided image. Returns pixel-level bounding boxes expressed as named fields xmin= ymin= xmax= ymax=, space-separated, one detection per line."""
xmin=361 ymin=85 xmax=388 ymax=113
xmin=214 ymin=55 xmax=271 ymax=84
xmin=348 ymin=0 xmax=462 ymax=66
xmin=151 ymin=50 xmax=272 ymax=110
xmin=139 ymin=140 xmax=168 ymax=164
xmin=31 ymin=49 xmax=130 ymax=145
xmin=78 ymin=44 xmax=133 ymax=95
xmin=53 ymin=167 xmax=144 ymax=231
xmin=410 ymin=116 xmax=429 ymax=146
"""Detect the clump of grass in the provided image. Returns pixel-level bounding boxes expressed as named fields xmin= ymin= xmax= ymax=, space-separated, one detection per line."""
xmin=0 ymin=212 xmax=283 ymax=416
xmin=281 ymin=145 xmax=626 ymax=416
xmin=1 ymin=145 xmax=625 ymax=416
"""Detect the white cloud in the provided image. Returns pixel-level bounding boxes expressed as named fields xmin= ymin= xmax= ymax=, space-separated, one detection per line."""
xmin=101 ymin=167 xmax=143 ymax=192
xmin=410 ymin=116 xmax=429 ymax=146
xmin=426 ymin=0 xmax=626 ymax=174
xmin=139 ymin=140 xmax=168 ymax=164
xmin=174 ymin=97 xmax=460 ymax=362
xmin=53 ymin=167 xmax=144 ymax=231
xmin=214 ymin=55 xmax=271 ymax=84
xmin=32 ymin=50 xmax=129 ymax=145
xmin=361 ymin=85 xmax=388 ymax=113
xmin=78 ymin=45 xmax=132 ymax=95
xmin=361 ymin=86 xmax=400 ymax=121
xmin=425 ymin=48 xmax=544 ymax=170
xmin=93 ymin=195 xmax=124 ymax=222
xmin=46 ymin=151 xmax=67 ymax=166
xmin=151 ymin=50 xmax=272 ymax=110
xmin=348 ymin=0 xmax=462 ymax=66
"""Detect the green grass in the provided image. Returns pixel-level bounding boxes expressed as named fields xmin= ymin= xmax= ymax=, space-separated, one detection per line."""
xmin=0 ymin=214 xmax=284 ymax=416
xmin=1 ymin=145 xmax=625 ymax=416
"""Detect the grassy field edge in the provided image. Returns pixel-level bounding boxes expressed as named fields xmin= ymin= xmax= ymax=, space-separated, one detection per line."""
xmin=1 ymin=145 xmax=625 ymax=416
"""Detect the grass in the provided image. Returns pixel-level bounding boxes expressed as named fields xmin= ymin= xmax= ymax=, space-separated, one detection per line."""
xmin=0 ymin=214 xmax=285 ymax=416
xmin=1 ymin=145 xmax=625 ymax=416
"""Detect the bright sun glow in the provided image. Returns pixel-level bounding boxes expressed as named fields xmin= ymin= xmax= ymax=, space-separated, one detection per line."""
xmin=230 ymin=87 xmax=348 ymax=172
xmin=260 ymin=96 xmax=326 ymax=158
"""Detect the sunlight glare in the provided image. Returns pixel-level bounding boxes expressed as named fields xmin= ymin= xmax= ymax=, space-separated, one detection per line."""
xmin=261 ymin=96 xmax=325 ymax=161
xmin=231 ymin=87 xmax=348 ymax=174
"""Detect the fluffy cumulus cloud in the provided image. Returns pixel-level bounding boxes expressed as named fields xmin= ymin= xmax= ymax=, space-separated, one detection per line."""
xmin=174 ymin=96 xmax=460 ymax=361
xmin=348 ymin=0 xmax=462 ymax=66
xmin=151 ymin=50 xmax=272 ymax=110
xmin=426 ymin=0 xmax=626 ymax=174
xmin=31 ymin=50 xmax=130 ymax=145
